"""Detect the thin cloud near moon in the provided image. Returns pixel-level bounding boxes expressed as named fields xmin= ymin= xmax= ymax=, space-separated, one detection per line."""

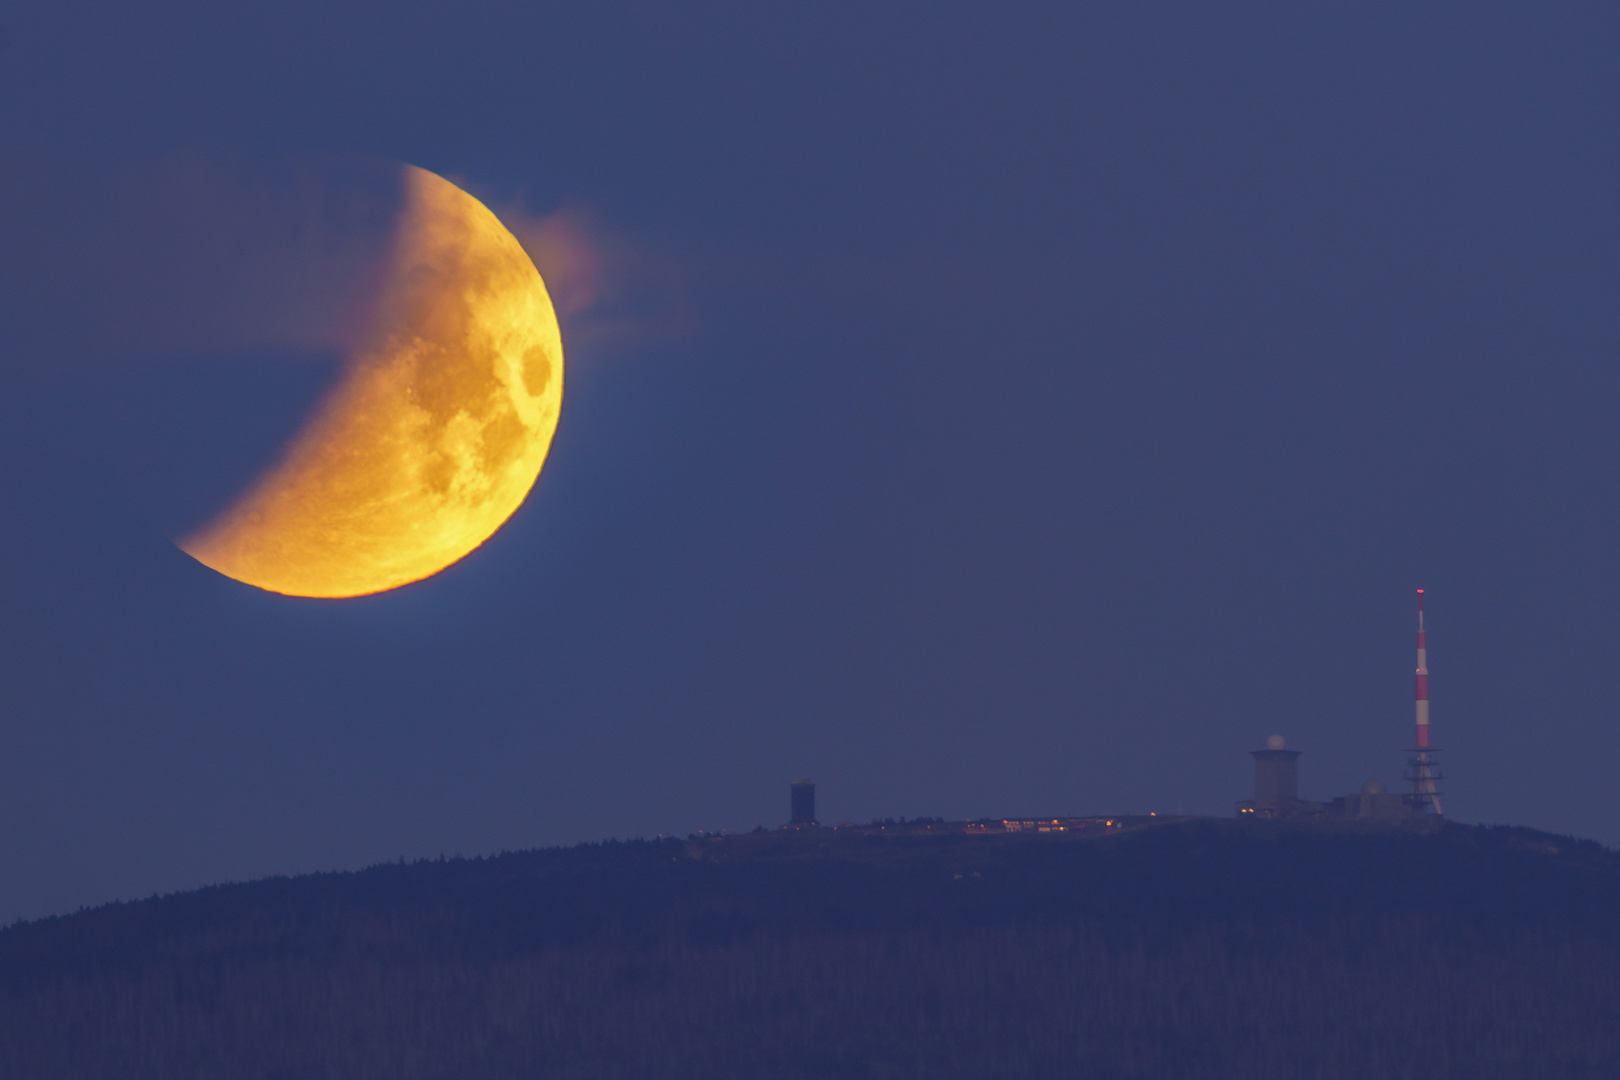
xmin=503 ymin=202 xmax=696 ymax=360
xmin=0 ymin=149 xmax=400 ymax=370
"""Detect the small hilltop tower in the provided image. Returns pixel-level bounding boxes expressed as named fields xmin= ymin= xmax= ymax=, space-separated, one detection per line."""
xmin=790 ymin=780 xmax=817 ymax=826
xmin=1252 ymin=734 xmax=1301 ymax=809
xmin=1236 ymin=735 xmax=1325 ymax=818
xmin=1405 ymin=590 xmax=1444 ymax=815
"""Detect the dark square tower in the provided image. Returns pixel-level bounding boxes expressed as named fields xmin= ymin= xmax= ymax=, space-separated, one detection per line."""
xmin=1252 ymin=747 xmax=1300 ymax=808
xmin=790 ymin=780 xmax=817 ymax=826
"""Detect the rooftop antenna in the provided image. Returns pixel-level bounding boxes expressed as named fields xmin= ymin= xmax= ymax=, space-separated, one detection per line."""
xmin=1406 ymin=589 xmax=1444 ymax=814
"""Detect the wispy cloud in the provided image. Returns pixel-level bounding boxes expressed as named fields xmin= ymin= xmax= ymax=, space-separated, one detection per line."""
xmin=0 ymin=147 xmax=399 ymax=370
xmin=500 ymin=203 xmax=696 ymax=362
xmin=0 ymin=148 xmax=694 ymax=380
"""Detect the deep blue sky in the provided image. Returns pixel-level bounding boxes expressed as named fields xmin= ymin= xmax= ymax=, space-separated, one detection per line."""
xmin=1 ymin=3 xmax=1617 ymax=921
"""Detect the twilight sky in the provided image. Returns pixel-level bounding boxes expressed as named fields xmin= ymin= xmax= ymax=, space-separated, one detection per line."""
xmin=1 ymin=3 xmax=1618 ymax=922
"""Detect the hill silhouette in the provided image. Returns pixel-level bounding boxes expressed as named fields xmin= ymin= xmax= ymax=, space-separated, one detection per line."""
xmin=1 ymin=818 xmax=1615 ymax=1079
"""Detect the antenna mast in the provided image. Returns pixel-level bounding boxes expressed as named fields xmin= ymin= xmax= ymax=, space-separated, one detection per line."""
xmin=1406 ymin=589 xmax=1443 ymax=814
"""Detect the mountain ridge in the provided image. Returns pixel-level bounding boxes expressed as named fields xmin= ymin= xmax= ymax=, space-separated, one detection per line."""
xmin=1 ymin=818 xmax=1615 ymax=1079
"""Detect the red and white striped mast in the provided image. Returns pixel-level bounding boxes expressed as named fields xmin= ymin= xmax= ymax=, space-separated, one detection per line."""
xmin=1409 ymin=589 xmax=1443 ymax=814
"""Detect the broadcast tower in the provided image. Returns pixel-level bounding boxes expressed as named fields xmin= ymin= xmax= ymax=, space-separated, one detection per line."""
xmin=1406 ymin=589 xmax=1443 ymax=815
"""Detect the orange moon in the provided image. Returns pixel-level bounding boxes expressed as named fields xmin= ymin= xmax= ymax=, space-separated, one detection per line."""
xmin=179 ymin=166 xmax=563 ymax=598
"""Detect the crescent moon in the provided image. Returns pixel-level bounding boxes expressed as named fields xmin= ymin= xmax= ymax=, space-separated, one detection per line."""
xmin=179 ymin=166 xmax=563 ymax=598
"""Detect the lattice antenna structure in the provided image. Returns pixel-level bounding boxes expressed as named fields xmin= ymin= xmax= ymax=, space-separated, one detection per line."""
xmin=1405 ymin=589 xmax=1444 ymax=815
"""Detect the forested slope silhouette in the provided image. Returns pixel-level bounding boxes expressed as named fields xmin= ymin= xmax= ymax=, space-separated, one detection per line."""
xmin=0 ymin=820 xmax=1614 ymax=1079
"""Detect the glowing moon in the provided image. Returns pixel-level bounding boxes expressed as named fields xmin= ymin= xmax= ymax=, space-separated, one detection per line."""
xmin=180 ymin=166 xmax=563 ymax=598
